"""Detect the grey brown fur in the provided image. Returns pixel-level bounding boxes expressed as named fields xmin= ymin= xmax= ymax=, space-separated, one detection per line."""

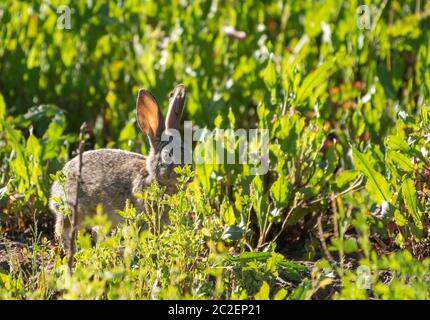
xmin=49 ymin=85 xmax=187 ymax=248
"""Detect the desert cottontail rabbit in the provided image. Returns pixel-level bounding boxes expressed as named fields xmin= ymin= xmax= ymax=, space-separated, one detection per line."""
xmin=49 ymin=84 xmax=187 ymax=248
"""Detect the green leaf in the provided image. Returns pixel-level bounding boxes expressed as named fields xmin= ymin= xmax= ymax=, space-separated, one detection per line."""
xmin=352 ymin=147 xmax=392 ymax=205
xmin=402 ymin=178 xmax=422 ymax=229
xmin=15 ymin=104 xmax=64 ymax=127
xmin=227 ymin=107 xmax=235 ymax=128
xmin=252 ymin=175 xmax=264 ymax=194
xmin=395 ymin=232 xmax=405 ymax=248
xmin=61 ymin=36 xmax=76 ymax=67
xmin=27 ymin=134 xmax=42 ymax=162
xmin=263 ymin=53 xmax=278 ymax=89
xmin=222 ymin=225 xmax=244 ymax=241
xmin=288 ymin=278 xmax=312 ymax=300
xmin=344 ymin=238 xmax=358 ymax=253
xmin=270 ymin=175 xmax=290 ymax=207
xmin=286 ymin=207 xmax=310 ymax=226
xmin=333 ymin=170 xmax=360 ymax=191
xmin=422 ymin=105 xmax=428 ymax=126
xmin=386 ymin=135 xmax=424 ymax=162
xmin=221 ymin=201 xmax=236 ymax=225
xmin=408 ymin=222 xmax=423 ymax=239
xmin=274 ymin=288 xmax=288 ymax=300
xmin=2 ymin=121 xmax=30 ymax=184
xmin=386 ymin=135 xmax=410 ymax=152
xmin=214 ymin=114 xmax=223 ymax=128
xmin=387 ymin=151 xmax=414 ymax=173
xmin=296 ymin=59 xmax=334 ymax=104
xmin=377 ymin=65 xmax=396 ymax=99
xmin=254 ymin=193 xmax=269 ymax=222
xmin=394 ymin=210 xmax=408 ymax=227
xmin=226 ymin=251 xmax=272 ymax=263
xmin=254 ymin=281 xmax=270 ymax=300
xmin=277 ymin=260 xmax=307 ymax=282
xmin=0 ymin=93 xmax=5 ymax=121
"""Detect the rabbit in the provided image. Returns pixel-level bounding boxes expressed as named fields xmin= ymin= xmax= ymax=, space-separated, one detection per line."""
xmin=49 ymin=84 xmax=188 ymax=249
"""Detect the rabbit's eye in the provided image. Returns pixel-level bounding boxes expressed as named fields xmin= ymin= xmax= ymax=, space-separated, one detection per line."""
xmin=161 ymin=149 xmax=173 ymax=164
xmin=161 ymin=146 xmax=183 ymax=164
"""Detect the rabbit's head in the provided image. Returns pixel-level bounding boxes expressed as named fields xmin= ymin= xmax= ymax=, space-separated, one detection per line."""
xmin=136 ymin=84 xmax=188 ymax=188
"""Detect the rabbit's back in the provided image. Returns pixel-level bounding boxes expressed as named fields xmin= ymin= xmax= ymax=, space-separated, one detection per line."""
xmin=50 ymin=148 xmax=149 ymax=223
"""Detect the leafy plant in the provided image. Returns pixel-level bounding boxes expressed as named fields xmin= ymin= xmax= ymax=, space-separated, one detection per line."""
xmin=1 ymin=0 xmax=430 ymax=300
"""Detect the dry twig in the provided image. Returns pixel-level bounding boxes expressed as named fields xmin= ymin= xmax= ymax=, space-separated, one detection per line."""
xmin=67 ymin=122 xmax=87 ymax=276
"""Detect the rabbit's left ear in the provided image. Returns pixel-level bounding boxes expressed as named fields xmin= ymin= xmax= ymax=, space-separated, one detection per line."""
xmin=165 ymin=84 xmax=186 ymax=131
xmin=136 ymin=89 xmax=165 ymax=143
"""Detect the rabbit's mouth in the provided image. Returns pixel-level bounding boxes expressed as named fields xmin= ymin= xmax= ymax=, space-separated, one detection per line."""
xmin=157 ymin=163 xmax=193 ymax=187
xmin=156 ymin=165 xmax=179 ymax=184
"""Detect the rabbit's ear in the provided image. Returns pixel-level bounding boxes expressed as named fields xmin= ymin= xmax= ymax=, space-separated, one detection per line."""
xmin=136 ymin=89 xmax=165 ymax=143
xmin=165 ymin=84 xmax=186 ymax=130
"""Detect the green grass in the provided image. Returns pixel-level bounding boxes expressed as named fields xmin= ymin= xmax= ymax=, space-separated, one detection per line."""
xmin=1 ymin=0 xmax=430 ymax=299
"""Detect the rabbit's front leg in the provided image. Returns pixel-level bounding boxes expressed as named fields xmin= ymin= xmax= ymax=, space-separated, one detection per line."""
xmin=55 ymin=212 xmax=71 ymax=251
